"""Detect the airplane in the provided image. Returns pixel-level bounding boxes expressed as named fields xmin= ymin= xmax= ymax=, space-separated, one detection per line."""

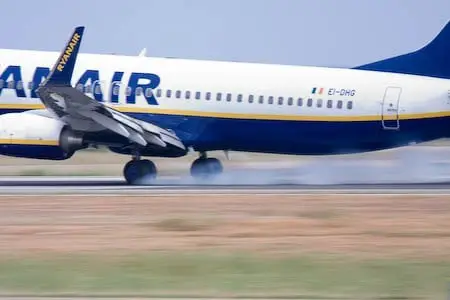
xmin=0 ymin=22 xmax=449 ymax=184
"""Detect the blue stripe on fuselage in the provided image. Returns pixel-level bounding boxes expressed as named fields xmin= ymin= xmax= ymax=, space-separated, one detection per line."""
xmin=1 ymin=108 xmax=449 ymax=155
xmin=129 ymin=112 xmax=450 ymax=155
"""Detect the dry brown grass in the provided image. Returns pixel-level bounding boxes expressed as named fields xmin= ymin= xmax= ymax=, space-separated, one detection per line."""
xmin=0 ymin=194 xmax=448 ymax=259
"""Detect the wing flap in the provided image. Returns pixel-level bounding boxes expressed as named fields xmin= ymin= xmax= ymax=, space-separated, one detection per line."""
xmin=77 ymin=109 xmax=134 ymax=141
xmin=128 ymin=131 xmax=148 ymax=147
xmin=143 ymin=132 xmax=167 ymax=148
xmin=104 ymin=107 xmax=145 ymax=134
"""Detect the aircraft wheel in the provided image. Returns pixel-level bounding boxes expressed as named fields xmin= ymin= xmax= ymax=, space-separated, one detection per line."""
xmin=190 ymin=157 xmax=223 ymax=179
xmin=123 ymin=159 xmax=157 ymax=185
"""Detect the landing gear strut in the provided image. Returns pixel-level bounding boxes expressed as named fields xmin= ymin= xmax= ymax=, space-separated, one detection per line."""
xmin=123 ymin=151 xmax=157 ymax=185
xmin=190 ymin=152 xmax=223 ymax=180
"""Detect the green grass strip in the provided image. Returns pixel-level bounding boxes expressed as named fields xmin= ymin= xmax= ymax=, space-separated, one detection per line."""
xmin=0 ymin=253 xmax=448 ymax=298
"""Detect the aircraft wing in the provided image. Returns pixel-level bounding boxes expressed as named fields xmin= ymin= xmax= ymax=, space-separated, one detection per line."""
xmin=36 ymin=27 xmax=186 ymax=154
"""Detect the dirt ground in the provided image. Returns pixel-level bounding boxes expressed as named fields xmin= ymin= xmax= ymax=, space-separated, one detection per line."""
xmin=0 ymin=194 xmax=449 ymax=259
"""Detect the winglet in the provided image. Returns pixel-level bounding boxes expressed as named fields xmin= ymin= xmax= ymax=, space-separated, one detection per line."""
xmin=44 ymin=26 xmax=85 ymax=86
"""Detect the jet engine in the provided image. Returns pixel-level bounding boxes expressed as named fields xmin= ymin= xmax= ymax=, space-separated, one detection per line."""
xmin=0 ymin=112 xmax=86 ymax=160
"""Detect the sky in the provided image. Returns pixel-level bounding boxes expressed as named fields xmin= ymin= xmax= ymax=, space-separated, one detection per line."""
xmin=2 ymin=0 xmax=449 ymax=67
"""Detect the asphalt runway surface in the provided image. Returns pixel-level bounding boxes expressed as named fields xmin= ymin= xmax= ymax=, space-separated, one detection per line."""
xmin=1 ymin=176 xmax=450 ymax=195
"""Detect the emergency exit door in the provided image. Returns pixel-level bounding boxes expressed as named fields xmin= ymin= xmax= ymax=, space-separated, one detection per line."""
xmin=382 ymin=87 xmax=402 ymax=130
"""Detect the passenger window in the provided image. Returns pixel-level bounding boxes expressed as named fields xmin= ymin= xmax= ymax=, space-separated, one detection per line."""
xmin=206 ymin=92 xmax=211 ymax=100
xmin=288 ymin=97 xmax=293 ymax=106
xmin=307 ymin=98 xmax=313 ymax=107
xmin=347 ymin=101 xmax=353 ymax=109
xmin=0 ymin=79 xmax=4 ymax=88
xmin=112 ymin=85 xmax=120 ymax=96
xmin=317 ymin=99 xmax=323 ymax=108
xmin=226 ymin=93 xmax=232 ymax=102
xmin=156 ymin=89 xmax=162 ymax=97
xmin=95 ymin=85 xmax=102 ymax=95
xmin=7 ymin=81 xmax=14 ymax=89
xmin=216 ymin=93 xmax=222 ymax=101
xmin=297 ymin=98 xmax=303 ymax=106
xmin=186 ymin=91 xmax=191 ymax=99
xmin=176 ymin=90 xmax=182 ymax=99
xmin=85 ymin=85 xmax=93 ymax=93
xmin=248 ymin=95 xmax=254 ymax=103
xmin=195 ymin=92 xmax=201 ymax=100
xmin=27 ymin=82 xmax=34 ymax=90
xmin=145 ymin=88 xmax=153 ymax=97
xmin=166 ymin=89 xmax=172 ymax=98
xmin=337 ymin=100 xmax=343 ymax=109
xmin=237 ymin=94 xmax=243 ymax=102
xmin=259 ymin=96 xmax=264 ymax=104
xmin=327 ymin=100 xmax=333 ymax=108
xmin=125 ymin=86 xmax=132 ymax=96
xmin=76 ymin=83 xmax=84 ymax=92
xmin=268 ymin=96 xmax=274 ymax=104
xmin=16 ymin=81 xmax=23 ymax=90
xmin=278 ymin=97 xmax=284 ymax=105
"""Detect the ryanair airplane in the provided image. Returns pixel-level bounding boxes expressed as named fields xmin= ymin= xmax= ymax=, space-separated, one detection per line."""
xmin=0 ymin=22 xmax=449 ymax=184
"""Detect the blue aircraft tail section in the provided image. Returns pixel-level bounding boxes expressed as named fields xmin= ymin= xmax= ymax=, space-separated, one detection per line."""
xmin=44 ymin=26 xmax=85 ymax=86
xmin=354 ymin=21 xmax=450 ymax=79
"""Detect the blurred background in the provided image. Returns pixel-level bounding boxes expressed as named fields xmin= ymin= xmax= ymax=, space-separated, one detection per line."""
xmin=0 ymin=1 xmax=450 ymax=299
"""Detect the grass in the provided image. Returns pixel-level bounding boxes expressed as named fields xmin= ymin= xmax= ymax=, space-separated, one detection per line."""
xmin=153 ymin=218 xmax=217 ymax=232
xmin=295 ymin=209 xmax=341 ymax=220
xmin=0 ymin=253 xmax=448 ymax=298
xmin=18 ymin=169 xmax=48 ymax=176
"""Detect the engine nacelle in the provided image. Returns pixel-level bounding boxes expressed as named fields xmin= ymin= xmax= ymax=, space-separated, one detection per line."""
xmin=0 ymin=113 xmax=85 ymax=160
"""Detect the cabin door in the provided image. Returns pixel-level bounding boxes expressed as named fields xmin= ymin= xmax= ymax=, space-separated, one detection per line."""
xmin=381 ymin=87 xmax=402 ymax=130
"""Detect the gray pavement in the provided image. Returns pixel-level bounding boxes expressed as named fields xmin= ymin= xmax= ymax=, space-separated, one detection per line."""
xmin=1 ymin=176 xmax=450 ymax=195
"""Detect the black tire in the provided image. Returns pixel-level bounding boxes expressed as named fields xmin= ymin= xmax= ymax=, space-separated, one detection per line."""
xmin=190 ymin=158 xmax=223 ymax=179
xmin=123 ymin=159 xmax=157 ymax=185
xmin=190 ymin=159 xmax=207 ymax=179
xmin=206 ymin=158 xmax=223 ymax=174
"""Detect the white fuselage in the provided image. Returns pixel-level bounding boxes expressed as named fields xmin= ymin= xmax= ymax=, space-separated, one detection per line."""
xmin=0 ymin=49 xmax=449 ymax=155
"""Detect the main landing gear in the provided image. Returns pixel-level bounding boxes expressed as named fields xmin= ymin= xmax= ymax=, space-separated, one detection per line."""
xmin=190 ymin=152 xmax=223 ymax=180
xmin=123 ymin=152 xmax=157 ymax=185
xmin=123 ymin=151 xmax=224 ymax=185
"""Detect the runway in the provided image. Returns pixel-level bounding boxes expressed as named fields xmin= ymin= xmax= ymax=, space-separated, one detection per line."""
xmin=1 ymin=176 xmax=450 ymax=195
